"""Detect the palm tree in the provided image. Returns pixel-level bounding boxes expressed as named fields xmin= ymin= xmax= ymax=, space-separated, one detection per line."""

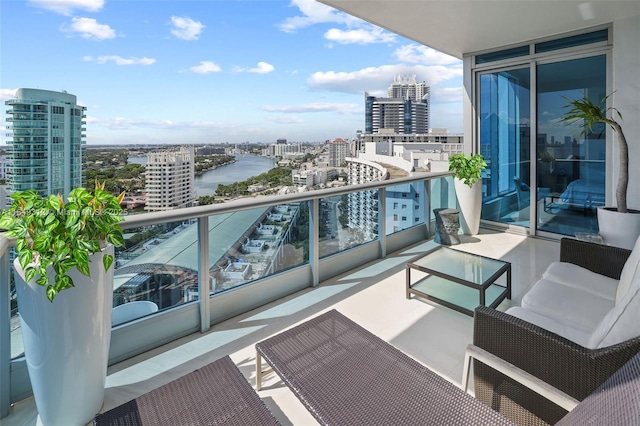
xmin=561 ymin=92 xmax=628 ymax=213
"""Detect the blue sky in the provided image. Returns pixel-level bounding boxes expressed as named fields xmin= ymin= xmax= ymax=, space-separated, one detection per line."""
xmin=1 ymin=0 xmax=463 ymax=145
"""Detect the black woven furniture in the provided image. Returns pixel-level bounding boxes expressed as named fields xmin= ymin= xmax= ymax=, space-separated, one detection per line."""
xmin=255 ymin=309 xmax=512 ymax=425
xmin=556 ymin=350 xmax=640 ymax=425
xmin=94 ymin=355 xmax=279 ymax=426
xmin=473 ymin=238 xmax=640 ymax=426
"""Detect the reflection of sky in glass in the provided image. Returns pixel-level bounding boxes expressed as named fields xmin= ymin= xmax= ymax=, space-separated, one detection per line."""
xmin=537 ymin=55 xmax=606 ymax=145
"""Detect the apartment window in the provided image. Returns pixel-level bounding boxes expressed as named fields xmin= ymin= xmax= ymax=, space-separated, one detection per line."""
xmin=401 ymin=216 xmax=407 ymax=221
xmin=401 ymin=204 xmax=407 ymax=209
xmin=393 ymin=214 xmax=398 ymax=221
xmin=475 ymin=45 xmax=530 ymax=65
xmin=393 ymin=202 xmax=398 ymax=209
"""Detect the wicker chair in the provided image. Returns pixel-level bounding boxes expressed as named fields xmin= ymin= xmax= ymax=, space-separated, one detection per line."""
xmin=473 ymin=238 xmax=640 ymax=425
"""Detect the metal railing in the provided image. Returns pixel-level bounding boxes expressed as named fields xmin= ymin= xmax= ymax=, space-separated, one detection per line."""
xmin=0 ymin=170 xmax=454 ymax=417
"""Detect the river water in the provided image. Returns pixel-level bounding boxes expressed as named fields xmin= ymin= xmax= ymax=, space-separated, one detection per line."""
xmin=128 ymin=153 xmax=276 ymax=197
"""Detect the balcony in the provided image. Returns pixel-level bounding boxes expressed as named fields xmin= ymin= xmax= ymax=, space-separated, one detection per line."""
xmin=0 ymin=172 xmax=560 ymax=424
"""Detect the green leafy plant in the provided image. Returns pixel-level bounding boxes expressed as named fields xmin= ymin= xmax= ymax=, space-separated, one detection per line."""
xmin=448 ymin=153 xmax=487 ymax=187
xmin=0 ymin=183 xmax=125 ymax=302
xmin=560 ymin=92 xmax=628 ymax=213
xmin=539 ymin=151 xmax=556 ymax=163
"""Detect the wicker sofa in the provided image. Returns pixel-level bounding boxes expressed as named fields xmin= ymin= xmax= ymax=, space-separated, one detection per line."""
xmin=473 ymin=238 xmax=640 ymax=425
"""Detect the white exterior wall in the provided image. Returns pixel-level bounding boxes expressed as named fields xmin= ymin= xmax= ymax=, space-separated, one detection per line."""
xmin=613 ymin=16 xmax=640 ymax=210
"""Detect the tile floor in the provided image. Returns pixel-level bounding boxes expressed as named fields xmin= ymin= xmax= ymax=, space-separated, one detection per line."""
xmin=1 ymin=230 xmax=560 ymax=426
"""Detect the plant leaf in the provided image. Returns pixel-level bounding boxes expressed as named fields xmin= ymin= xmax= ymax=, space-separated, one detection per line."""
xmin=18 ymin=250 xmax=33 ymax=270
xmin=76 ymin=262 xmax=91 ymax=277
xmin=103 ymin=254 xmax=114 ymax=271
xmin=25 ymin=266 xmax=36 ymax=283
xmin=46 ymin=286 xmax=56 ymax=303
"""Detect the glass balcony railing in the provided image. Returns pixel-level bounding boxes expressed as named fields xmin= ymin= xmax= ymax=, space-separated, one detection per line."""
xmin=0 ymin=170 xmax=454 ymax=416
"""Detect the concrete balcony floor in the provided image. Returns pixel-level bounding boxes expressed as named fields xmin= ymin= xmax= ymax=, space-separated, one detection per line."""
xmin=3 ymin=230 xmax=560 ymax=425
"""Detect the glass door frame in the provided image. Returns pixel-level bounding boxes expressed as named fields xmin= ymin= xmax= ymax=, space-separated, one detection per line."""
xmin=472 ymin=37 xmax=613 ymax=239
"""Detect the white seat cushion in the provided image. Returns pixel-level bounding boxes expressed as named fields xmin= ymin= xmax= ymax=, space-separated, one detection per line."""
xmin=542 ymin=261 xmax=619 ymax=301
xmin=506 ymin=307 xmax=593 ymax=348
xmin=521 ymin=279 xmax=614 ymax=331
xmin=616 ymin=235 xmax=640 ymax=304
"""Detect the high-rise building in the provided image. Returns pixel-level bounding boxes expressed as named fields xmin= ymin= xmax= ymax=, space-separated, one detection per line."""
xmin=5 ymin=88 xmax=86 ymax=196
xmin=365 ymin=75 xmax=430 ymax=135
xmin=145 ymin=146 xmax=195 ymax=212
xmin=328 ymin=138 xmax=349 ymax=167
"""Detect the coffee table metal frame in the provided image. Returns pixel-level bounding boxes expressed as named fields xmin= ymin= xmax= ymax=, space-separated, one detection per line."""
xmin=406 ymin=246 xmax=511 ymax=316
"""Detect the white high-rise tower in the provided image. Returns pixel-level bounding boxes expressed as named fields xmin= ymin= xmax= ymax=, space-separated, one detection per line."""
xmin=145 ymin=146 xmax=196 ymax=212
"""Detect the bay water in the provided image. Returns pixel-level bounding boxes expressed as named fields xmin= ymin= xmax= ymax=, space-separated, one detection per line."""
xmin=128 ymin=153 xmax=276 ymax=197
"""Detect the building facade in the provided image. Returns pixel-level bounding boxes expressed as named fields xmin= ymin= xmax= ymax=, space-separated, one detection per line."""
xmin=365 ymin=76 xmax=430 ymax=135
xmin=328 ymin=138 xmax=349 ymax=167
xmin=145 ymin=146 xmax=196 ymax=212
xmin=5 ymin=88 xmax=86 ymax=196
xmin=269 ymin=142 xmax=301 ymax=158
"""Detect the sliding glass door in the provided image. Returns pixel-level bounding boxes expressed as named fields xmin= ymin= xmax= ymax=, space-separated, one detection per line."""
xmin=536 ymin=55 xmax=606 ymax=235
xmin=477 ymin=54 xmax=606 ymax=237
xmin=479 ymin=67 xmax=532 ymax=227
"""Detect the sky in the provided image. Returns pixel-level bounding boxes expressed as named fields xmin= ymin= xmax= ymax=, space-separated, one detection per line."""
xmin=0 ymin=0 xmax=463 ymax=145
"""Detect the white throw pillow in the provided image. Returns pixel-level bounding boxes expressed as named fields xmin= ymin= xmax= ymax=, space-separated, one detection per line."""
xmin=589 ymin=271 xmax=640 ymax=348
xmin=617 ymin=234 xmax=640 ymax=304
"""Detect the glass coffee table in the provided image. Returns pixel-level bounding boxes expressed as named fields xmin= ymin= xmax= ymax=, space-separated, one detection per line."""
xmin=406 ymin=246 xmax=511 ymax=316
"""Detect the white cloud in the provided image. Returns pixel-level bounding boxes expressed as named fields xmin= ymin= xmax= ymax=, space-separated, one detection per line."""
xmin=278 ymin=0 xmax=356 ymax=33
xmin=267 ymin=116 xmax=305 ymax=124
xmin=189 ymin=61 xmax=222 ymax=74
xmin=89 ymin=116 xmax=236 ymax=132
xmin=61 ymin=17 xmax=116 ymax=40
xmin=262 ymin=102 xmax=361 ymax=115
xmin=325 ymin=27 xmax=395 ymax=45
xmin=0 ymin=88 xmax=18 ymax=101
xmin=92 ymin=117 xmax=176 ymax=130
xmin=28 ymin=0 xmax=104 ymax=15
xmin=394 ymin=44 xmax=461 ymax=66
xmin=235 ymin=62 xmax=275 ymax=74
xmin=251 ymin=62 xmax=275 ymax=74
xmin=83 ymin=55 xmax=156 ymax=65
xmin=307 ymin=64 xmax=462 ymax=95
xmin=170 ymin=16 xmax=205 ymax=40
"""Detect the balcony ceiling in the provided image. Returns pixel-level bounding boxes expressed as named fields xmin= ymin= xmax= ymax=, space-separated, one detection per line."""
xmin=316 ymin=0 xmax=640 ymax=58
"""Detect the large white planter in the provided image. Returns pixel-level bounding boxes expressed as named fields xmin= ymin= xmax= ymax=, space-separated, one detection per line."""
xmin=454 ymin=178 xmax=482 ymax=235
xmin=597 ymin=207 xmax=640 ymax=250
xmin=14 ymin=245 xmax=114 ymax=426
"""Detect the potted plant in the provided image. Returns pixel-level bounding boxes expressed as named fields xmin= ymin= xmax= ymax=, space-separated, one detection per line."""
xmin=0 ymin=183 xmax=125 ymax=425
xmin=561 ymin=93 xmax=639 ymax=249
xmin=449 ymin=153 xmax=487 ymax=235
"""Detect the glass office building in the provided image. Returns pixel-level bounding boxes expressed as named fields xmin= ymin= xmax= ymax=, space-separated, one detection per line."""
xmin=5 ymin=88 xmax=86 ymax=197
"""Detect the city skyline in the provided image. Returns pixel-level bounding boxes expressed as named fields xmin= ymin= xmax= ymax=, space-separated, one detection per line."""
xmin=0 ymin=0 xmax=463 ymax=145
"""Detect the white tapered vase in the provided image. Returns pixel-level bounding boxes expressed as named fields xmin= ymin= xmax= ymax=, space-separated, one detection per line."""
xmin=454 ymin=178 xmax=482 ymax=235
xmin=14 ymin=245 xmax=114 ymax=426
xmin=597 ymin=207 xmax=640 ymax=250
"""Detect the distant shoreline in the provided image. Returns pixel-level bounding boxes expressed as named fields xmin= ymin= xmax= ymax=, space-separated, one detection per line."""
xmin=194 ymin=159 xmax=236 ymax=176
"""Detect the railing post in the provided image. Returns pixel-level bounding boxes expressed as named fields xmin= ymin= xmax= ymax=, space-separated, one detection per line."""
xmin=378 ymin=187 xmax=386 ymax=258
xmin=198 ymin=217 xmax=210 ymax=333
xmin=1 ymin=240 xmax=11 ymax=418
xmin=425 ymin=179 xmax=432 ymax=239
xmin=310 ymin=199 xmax=319 ymax=287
